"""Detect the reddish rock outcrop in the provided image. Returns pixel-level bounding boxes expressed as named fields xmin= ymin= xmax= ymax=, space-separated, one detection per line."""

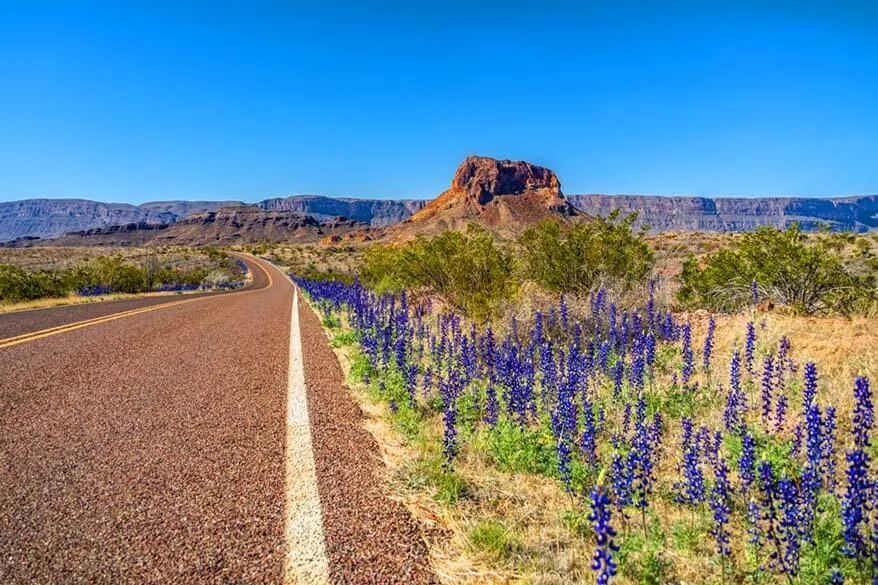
xmin=391 ymin=155 xmax=586 ymax=239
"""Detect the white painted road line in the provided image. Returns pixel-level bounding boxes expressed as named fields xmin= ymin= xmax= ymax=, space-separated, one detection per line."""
xmin=284 ymin=289 xmax=331 ymax=584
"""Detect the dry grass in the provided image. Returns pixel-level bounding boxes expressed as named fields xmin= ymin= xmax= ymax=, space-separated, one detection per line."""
xmin=0 ymin=290 xmax=201 ymax=314
xmin=235 ymin=242 xmax=364 ymax=277
xmin=0 ymin=245 xmax=226 ymax=272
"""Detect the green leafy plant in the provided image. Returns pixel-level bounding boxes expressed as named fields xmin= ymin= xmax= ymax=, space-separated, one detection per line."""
xmin=517 ymin=211 xmax=654 ymax=293
xmin=678 ymin=225 xmax=876 ymax=315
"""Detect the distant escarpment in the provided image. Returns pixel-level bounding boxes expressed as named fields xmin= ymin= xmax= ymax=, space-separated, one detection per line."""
xmin=7 ymin=206 xmax=368 ymax=247
xmin=567 ymin=194 xmax=878 ymax=233
xmin=154 ymin=206 xmax=368 ymax=245
xmin=0 ymin=196 xmax=423 ymax=242
xmin=387 ymin=155 xmax=587 ymax=239
xmin=260 ymin=195 xmax=425 ymax=227
xmin=0 ymin=199 xmax=172 ymax=243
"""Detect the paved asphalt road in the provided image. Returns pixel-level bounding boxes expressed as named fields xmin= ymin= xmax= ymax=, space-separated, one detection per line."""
xmin=0 ymin=255 xmax=435 ymax=584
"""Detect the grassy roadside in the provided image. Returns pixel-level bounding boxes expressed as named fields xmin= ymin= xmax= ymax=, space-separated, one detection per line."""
xmin=301 ymin=286 xmax=877 ymax=585
xmin=303 ymin=293 xmax=597 ymax=584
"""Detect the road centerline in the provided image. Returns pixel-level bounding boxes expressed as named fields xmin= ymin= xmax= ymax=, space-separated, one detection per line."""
xmin=284 ymin=288 xmax=331 ymax=584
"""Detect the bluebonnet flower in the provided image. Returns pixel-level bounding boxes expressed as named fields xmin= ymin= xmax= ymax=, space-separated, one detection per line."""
xmin=724 ymin=351 xmax=744 ymax=433
xmin=589 ymin=486 xmax=619 ymax=585
xmin=581 ymin=400 xmax=598 ymax=466
xmin=610 ymin=452 xmax=632 ymax=516
xmin=802 ymin=361 xmax=818 ymax=409
xmin=622 ymin=402 xmax=632 ymax=438
xmin=599 ymin=341 xmax=610 ymax=373
xmin=629 ymin=344 xmax=645 ymax=392
xmin=823 ymin=406 xmax=838 ymax=491
xmin=842 ymin=377 xmax=872 ymax=561
xmin=644 ymin=333 xmax=656 ymax=372
xmin=703 ymin=316 xmax=716 ymax=374
xmin=556 ymin=434 xmax=572 ymax=491
xmin=852 ymin=376 xmax=873 ymax=449
xmin=484 ymin=384 xmax=498 ymax=427
xmin=681 ymin=322 xmax=694 ymax=386
xmin=829 ymin=568 xmax=844 ymax=584
xmin=804 ymin=404 xmax=824 ymax=476
xmin=739 ymin=430 xmax=756 ymax=492
xmin=709 ymin=453 xmax=733 ymax=561
xmin=757 ymin=461 xmax=792 ymax=576
xmin=745 ymin=320 xmax=757 ymax=375
xmin=612 ymin=360 xmax=624 ymax=399
xmin=675 ymin=418 xmax=705 ymax=505
xmin=777 ymin=476 xmax=802 ymax=576
xmin=441 ymin=379 xmax=458 ymax=465
xmin=761 ymin=354 xmax=774 ymax=427
xmin=751 ymin=280 xmax=759 ymax=304
xmin=774 ymin=393 xmax=788 ymax=433
xmin=790 ymin=423 xmax=803 ymax=459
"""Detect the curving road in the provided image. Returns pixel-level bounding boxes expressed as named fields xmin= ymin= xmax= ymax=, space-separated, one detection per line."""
xmin=0 ymin=255 xmax=435 ymax=584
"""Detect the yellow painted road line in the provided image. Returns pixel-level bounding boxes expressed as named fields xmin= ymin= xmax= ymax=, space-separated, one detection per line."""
xmin=0 ymin=254 xmax=272 ymax=350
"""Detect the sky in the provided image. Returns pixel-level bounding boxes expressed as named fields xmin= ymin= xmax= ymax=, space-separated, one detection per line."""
xmin=1 ymin=1 xmax=877 ymax=203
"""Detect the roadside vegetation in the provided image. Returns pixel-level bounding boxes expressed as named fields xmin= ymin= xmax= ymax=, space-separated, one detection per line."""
xmin=0 ymin=247 xmax=246 ymax=304
xmin=679 ymin=225 xmax=877 ymax=315
xmin=285 ymin=218 xmax=877 ymax=584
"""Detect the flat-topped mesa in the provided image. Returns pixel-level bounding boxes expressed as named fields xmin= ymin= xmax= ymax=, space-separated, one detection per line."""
xmin=452 ymin=155 xmax=563 ymax=205
xmin=395 ymin=155 xmax=585 ymax=239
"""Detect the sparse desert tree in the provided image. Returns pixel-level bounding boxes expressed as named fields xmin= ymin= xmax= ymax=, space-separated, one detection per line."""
xmin=360 ymin=225 xmax=516 ymax=319
xmin=517 ymin=211 xmax=654 ymax=294
xmin=678 ymin=224 xmax=876 ymax=314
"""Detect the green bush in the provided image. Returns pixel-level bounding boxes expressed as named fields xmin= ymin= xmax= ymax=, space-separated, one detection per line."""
xmin=360 ymin=225 xmax=516 ymax=320
xmin=678 ymin=225 xmax=876 ymax=315
xmin=517 ymin=212 xmax=654 ymax=293
xmin=0 ymin=265 xmax=68 ymax=302
xmin=0 ymin=253 xmax=242 ymax=303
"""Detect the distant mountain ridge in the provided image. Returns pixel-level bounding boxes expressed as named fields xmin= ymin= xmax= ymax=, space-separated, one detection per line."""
xmin=1 ymin=191 xmax=876 ymax=243
xmin=0 ymin=196 xmax=425 ymax=242
xmin=566 ymin=194 xmax=878 ymax=233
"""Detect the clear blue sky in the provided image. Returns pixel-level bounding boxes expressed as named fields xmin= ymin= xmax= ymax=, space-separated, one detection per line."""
xmin=1 ymin=1 xmax=877 ymax=203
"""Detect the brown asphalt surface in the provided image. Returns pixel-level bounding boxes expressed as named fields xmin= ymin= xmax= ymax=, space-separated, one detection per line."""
xmin=0 ymin=256 xmax=288 ymax=584
xmin=298 ymin=298 xmax=438 ymax=585
xmin=0 ymin=293 xmax=218 ymax=340
xmin=0 ymin=254 xmax=437 ymax=584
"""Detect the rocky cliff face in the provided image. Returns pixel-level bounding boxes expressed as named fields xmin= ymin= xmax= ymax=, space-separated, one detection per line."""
xmin=394 ymin=155 xmax=584 ymax=238
xmin=154 ymin=205 xmax=367 ymax=245
xmin=138 ymin=200 xmax=245 ymax=219
xmin=0 ymin=199 xmax=171 ymax=242
xmin=259 ymin=195 xmax=425 ymax=227
xmin=566 ymin=194 xmax=878 ymax=232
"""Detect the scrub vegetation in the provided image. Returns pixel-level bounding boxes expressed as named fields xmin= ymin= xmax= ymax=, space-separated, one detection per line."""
xmin=0 ymin=246 xmax=246 ymax=304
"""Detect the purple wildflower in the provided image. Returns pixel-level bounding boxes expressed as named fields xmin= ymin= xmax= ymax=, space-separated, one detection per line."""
xmin=589 ymin=486 xmax=619 ymax=585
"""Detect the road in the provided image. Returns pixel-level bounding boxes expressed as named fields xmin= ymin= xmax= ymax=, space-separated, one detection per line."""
xmin=0 ymin=255 xmax=435 ymax=584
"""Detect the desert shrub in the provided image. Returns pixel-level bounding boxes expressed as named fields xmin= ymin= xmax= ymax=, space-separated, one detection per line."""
xmin=0 ymin=265 xmax=68 ymax=302
xmin=678 ymin=225 xmax=877 ymax=314
xmin=517 ymin=211 xmax=654 ymax=293
xmin=360 ymin=225 xmax=516 ymax=319
xmin=0 ymin=253 xmax=244 ymax=303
